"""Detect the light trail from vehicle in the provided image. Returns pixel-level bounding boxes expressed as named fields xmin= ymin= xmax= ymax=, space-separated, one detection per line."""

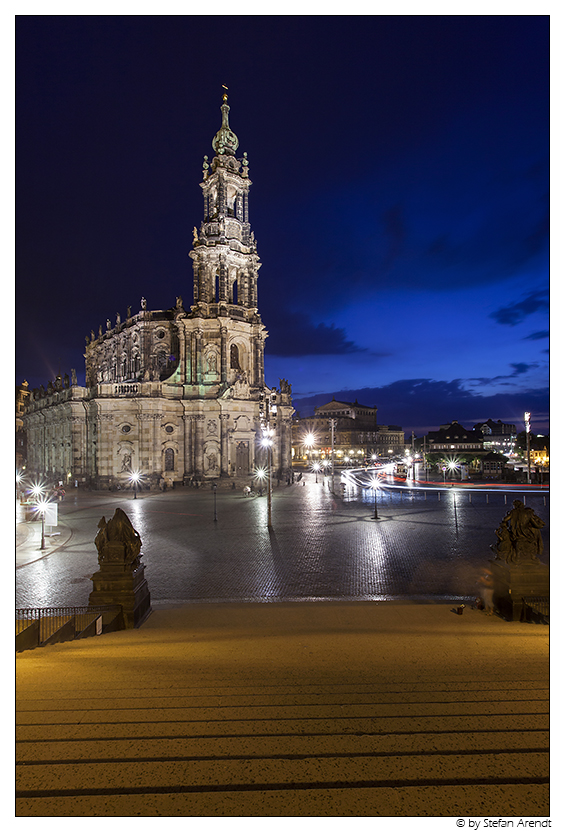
xmin=339 ymin=466 xmax=549 ymax=494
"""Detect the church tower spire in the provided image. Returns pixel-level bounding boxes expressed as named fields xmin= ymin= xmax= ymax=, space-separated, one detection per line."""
xmin=189 ymin=92 xmax=260 ymax=321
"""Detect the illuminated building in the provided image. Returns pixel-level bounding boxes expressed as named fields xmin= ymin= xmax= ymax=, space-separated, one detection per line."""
xmin=292 ymin=398 xmax=405 ymax=464
xmin=425 ymin=420 xmax=484 ymax=454
xmin=24 ymin=96 xmax=293 ymax=489
xmin=474 ymin=419 xmax=517 ymax=454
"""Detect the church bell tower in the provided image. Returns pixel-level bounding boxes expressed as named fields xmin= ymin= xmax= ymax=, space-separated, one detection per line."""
xmin=188 ymin=92 xmax=266 ymax=388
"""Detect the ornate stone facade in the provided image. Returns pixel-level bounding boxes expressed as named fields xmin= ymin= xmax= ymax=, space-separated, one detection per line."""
xmin=24 ymin=96 xmax=294 ymax=489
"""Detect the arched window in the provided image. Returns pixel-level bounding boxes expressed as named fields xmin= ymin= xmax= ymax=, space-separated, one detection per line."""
xmin=232 ymin=279 xmax=238 ymax=305
xmin=164 ymin=448 xmax=174 ymax=471
xmin=230 ymin=344 xmax=241 ymax=369
xmin=215 ymin=275 xmax=220 ymax=302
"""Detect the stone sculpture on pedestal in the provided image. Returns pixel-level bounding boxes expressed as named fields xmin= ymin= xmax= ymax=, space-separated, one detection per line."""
xmin=489 ymin=500 xmax=548 ymax=620
xmin=89 ymin=508 xmax=151 ymax=628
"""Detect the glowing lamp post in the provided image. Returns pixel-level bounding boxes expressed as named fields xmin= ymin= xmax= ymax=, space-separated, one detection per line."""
xmin=130 ymin=471 xmax=141 ymax=499
xmin=525 ymin=411 xmax=531 ymax=484
xmin=261 ymin=432 xmax=273 ymax=529
xmin=304 ymin=433 xmax=315 ymax=464
xmin=312 ymin=462 xmax=321 ymax=483
xmin=16 ymin=471 xmax=23 ymax=500
xmin=30 ymin=486 xmax=47 ymax=550
xmin=370 ymin=476 xmax=380 ymax=519
xmin=37 ymin=501 xmax=48 ymax=550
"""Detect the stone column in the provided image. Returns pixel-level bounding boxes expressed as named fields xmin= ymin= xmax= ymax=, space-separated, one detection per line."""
xmin=219 ymin=257 xmax=228 ymax=303
xmin=194 ymin=414 xmax=205 ymax=477
xmin=280 ymin=416 xmax=293 ymax=476
xmin=253 ymin=337 xmax=260 ymax=387
xmin=192 ymin=261 xmax=199 ymax=305
xmin=195 ymin=331 xmax=202 ymax=385
xmin=177 ymin=327 xmax=186 ymax=382
xmin=250 ymin=267 xmax=258 ymax=308
xmin=182 ymin=413 xmax=193 ymax=478
xmin=254 ymin=335 xmax=265 ymax=386
xmin=152 ymin=413 xmax=161 ymax=485
xmin=220 ymin=414 xmax=230 ymax=477
xmin=189 ymin=332 xmax=196 ymax=384
xmin=220 ymin=327 xmax=228 ymax=383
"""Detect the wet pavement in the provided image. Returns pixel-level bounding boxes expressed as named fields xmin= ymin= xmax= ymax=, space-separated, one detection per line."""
xmin=16 ymin=474 xmax=550 ymax=608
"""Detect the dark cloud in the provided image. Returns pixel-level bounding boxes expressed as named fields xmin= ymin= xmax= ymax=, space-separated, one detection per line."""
xmin=264 ymin=309 xmax=367 ymax=357
xmin=466 ymin=363 xmax=541 ymax=388
xmin=523 ymin=330 xmax=549 ymax=341
xmin=490 ymin=289 xmax=549 ymax=326
xmin=293 ymin=378 xmax=549 ymax=435
xmin=509 ymin=363 xmax=534 ymax=376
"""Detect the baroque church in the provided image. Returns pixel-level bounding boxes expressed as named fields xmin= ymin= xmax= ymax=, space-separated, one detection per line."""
xmin=24 ymin=95 xmax=294 ymax=490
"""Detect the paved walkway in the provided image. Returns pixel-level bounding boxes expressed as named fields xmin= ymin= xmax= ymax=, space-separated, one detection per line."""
xmin=16 ymin=600 xmax=549 ymax=817
xmin=16 ymin=479 xmax=550 ymax=607
xmin=16 ymin=515 xmax=73 ymax=570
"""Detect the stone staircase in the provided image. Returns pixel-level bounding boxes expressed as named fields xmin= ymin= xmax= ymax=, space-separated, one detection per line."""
xmin=16 ymin=603 xmax=550 ymax=816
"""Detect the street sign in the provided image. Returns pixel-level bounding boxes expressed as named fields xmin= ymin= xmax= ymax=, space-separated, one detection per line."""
xmin=43 ymin=502 xmax=58 ymax=527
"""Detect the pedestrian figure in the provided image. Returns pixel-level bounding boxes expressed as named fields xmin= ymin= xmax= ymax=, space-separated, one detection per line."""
xmin=478 ymin=568 xmax=494 ymax=615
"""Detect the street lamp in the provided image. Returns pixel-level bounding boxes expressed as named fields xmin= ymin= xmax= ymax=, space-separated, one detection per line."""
xmin=129 ymin=471 xmax=141 ymax=499
xmin=31 ymin=492 xmax=49 ymax=551
xmin=525 ymin=411 xmax=531 ymax=484
xmin=261 ymin=432 xmax=273 ymax=529
xmin=370 ymin=476 xmax=380 ymax=519
xmin=303 ymin=432 xmax=315 ymax=464
xmin=212 ymin=481 xmax=218 ymax=522
xmin=328 ymin=418 xmax=337 ymax=493
xmin=312 ymin=462 xmax=321 ymax=483
xmin=254 ymin=466 xmax=267 ymax=494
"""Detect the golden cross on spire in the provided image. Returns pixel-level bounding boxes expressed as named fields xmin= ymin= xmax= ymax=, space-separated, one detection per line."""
xmin=222 ymin=84 xmax=228 ymax=102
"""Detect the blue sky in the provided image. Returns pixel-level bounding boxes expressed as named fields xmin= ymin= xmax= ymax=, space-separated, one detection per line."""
xmin=15 ymin=15 xmax=549 ymax=435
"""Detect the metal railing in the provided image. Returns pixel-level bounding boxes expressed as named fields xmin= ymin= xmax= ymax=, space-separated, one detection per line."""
xmin=521 ymin=596 xmax=549 ymax=624
xmin=16 ymin=605 xmax=123 ymax=651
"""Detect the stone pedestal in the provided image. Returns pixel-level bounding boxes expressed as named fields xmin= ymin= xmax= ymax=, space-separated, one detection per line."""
xmin=89 ymin=543 xmax=151 ymax=629
xmin=490 ymin=558 xmax=549 ymax=621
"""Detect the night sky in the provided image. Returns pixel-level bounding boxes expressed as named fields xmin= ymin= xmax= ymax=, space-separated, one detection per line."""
xmin=15 ymin=15 xmax=549 ymax=436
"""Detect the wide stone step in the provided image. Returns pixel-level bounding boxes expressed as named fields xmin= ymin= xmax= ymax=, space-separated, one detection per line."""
xmin=16 ymin=729 xmax=548 ymax=763
xmin=16 ymin=749 xmax=549 ymax=793
xmin=16 ymin=710 xmax=549 ymax=741
xmin=16 ymin=600 xmax=550 ymax=817
xmin=16 ymin=683 xmax=549 ymax=710
xmin=16 ymin=677 xmax=549 ymax=819
xmin=15 ymin=782 xmax=550 ymax=817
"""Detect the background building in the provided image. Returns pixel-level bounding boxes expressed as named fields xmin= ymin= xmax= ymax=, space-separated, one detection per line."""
xmin=24 ymin=96 xmax=293 ymax=490
xmin=292 ymin=398 xmax=405 ymax=466
xmin=474 ymin=419 xmax=517 ymax=454
xmin=16 ymin=380 xmax=30 ymax=472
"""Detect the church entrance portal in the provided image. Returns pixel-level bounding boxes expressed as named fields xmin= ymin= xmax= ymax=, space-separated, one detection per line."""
xmin=236 ymin=441 xmax=249 ymax=477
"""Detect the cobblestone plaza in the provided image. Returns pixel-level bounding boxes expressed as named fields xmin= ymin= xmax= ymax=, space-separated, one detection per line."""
xmin=16 ymin=475 xmax=549 ymax=609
